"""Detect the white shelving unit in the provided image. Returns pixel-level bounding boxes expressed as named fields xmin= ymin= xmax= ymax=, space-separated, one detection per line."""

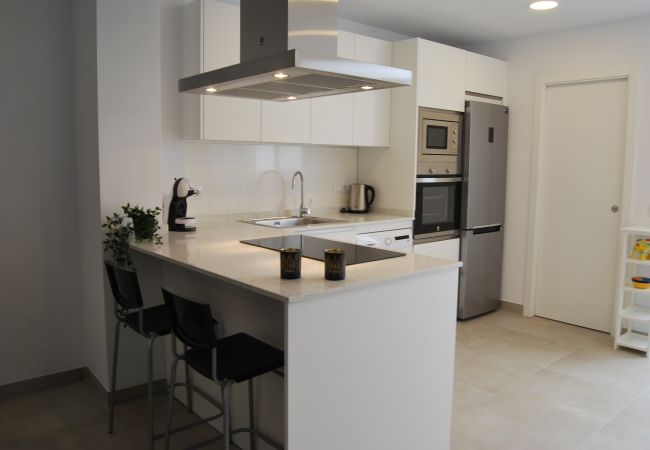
xmin=614 ymin=226 xmax=650 ymax=357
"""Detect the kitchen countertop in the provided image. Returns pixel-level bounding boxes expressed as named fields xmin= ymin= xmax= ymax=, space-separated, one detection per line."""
xmin=130 ymin=211 xmax=462 ymax=303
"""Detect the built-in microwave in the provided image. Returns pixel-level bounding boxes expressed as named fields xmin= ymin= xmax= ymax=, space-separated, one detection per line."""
xmin=418 ymin=108 xmax=463 ymax=176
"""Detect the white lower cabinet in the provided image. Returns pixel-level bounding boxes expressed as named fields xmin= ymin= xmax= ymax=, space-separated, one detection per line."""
xmin=413 ymin=238 xmax=460 ymax=261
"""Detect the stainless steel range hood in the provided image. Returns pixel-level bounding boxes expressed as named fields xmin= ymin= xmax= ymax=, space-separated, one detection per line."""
xmin=178 ymin=0 xmax=412 ymax=101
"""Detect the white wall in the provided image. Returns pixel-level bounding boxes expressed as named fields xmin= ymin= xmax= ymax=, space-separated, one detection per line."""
xmin=161 ymin=1 xmax=359 ymax=217
xmin=0 ymin=0 xmax=84 ymax=385
xmin=95 ymin=0 xmax=168 ymax=388
xmin=73 ymin=0 xmax=107 ymax=387
xmin=176 ymin=144 xmax=358 ymax=216
xmin=470 ymin=15 xmax=650 ymax=305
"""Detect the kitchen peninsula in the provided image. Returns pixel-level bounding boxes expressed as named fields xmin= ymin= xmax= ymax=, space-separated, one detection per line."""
xmin=131 ymin=213 xmax=461 ymax=450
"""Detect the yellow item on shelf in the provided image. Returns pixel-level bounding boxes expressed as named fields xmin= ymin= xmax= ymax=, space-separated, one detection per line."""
xmin=630 ymin=238 xmax=650 ymax=261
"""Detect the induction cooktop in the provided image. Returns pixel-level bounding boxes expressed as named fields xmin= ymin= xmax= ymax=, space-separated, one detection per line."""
xmin=241 ymin=235 xmax=405 ymax=265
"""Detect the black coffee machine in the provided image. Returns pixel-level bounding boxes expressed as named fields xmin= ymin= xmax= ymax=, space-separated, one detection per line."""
xmin=167 ymin=178 xmax=200 ymax=232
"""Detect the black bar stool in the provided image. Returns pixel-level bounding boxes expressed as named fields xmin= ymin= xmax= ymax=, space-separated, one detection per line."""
xmin=162 ymin=289 xmax=285 ymax=450
xmin=104 ymin=261 xmax=196 ymax=450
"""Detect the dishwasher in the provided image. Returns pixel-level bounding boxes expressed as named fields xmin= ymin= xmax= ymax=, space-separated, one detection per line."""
xmin=355 ymin=228 xmax=413 ymax=251
xmin=304 ymin=227 xmax=413 ymax=252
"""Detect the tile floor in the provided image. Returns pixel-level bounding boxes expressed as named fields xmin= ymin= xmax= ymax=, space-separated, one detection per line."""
xmin=453 ymin=309 xmax=650 ymax=450
xmin=2 ymin=309 xmax=650 ymax=449
xmin=0 ymin=381 xmax=226 ymax=450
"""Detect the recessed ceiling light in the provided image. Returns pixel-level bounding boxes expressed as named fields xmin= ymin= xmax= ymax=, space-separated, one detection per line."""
xmin=529 ymin=1 xmax=559 ymax=11
xmin=286 ymin=96 xmax=298 ymax=100
xmin=205 ymin=87 xmax=217 ymax=93
xmin=274 ymin=73 xmax=289 ymax=79
xmin=360 ymin=85 xmax=374 ymax=90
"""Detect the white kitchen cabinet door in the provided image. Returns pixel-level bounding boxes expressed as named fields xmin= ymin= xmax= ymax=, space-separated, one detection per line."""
xmin=417 ymin=40 xmax=466 ymax=112
xmin=261 ymin=99 xmax=311 ymax=144
xmin=465 ymin=51 xmax=507 ymax=99
xmin=183 ymin=0 xmax=261 ymax=142
xmin=413 ymin=238 xmax=460 ymax=261
xmin=353 ymin=34 xmax=391 ymax=147
xmin=310 ymin=30 xmax=355 ymax=146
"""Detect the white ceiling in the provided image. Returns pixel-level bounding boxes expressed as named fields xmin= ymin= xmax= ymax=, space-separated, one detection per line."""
xmin=339 ymin=0 xmax=650 ymax=46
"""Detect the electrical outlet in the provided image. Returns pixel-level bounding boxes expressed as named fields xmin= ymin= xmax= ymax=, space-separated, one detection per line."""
xmin=334 ymin=184 xmax=348 ymax=194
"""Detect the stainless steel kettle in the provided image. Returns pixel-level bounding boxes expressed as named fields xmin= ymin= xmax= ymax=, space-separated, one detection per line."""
xmin=348 ymin=184 xmax=376 ymax=213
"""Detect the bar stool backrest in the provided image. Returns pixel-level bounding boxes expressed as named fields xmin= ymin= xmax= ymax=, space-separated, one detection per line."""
xmin=162 ymin=289 xmax=218 ymax=350
xmin=105 ymin=260 xmax=144 ymax=310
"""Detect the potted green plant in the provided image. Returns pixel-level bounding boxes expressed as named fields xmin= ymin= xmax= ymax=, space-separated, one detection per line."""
xmin=102 ymin=204 xmax=163 ymax=268
xmin=122 ymin=204 xmax=162 ymax=242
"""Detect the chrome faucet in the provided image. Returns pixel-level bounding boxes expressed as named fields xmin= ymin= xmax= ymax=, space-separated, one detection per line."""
xmin=291 ymin=171 xmax=311 ymax=217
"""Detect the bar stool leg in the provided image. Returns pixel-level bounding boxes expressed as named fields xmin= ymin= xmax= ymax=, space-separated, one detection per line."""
xmin=108 ymin=320 xmax=121 ymax=434
xmin=183 ymin=344 xmax=194 ymax=413
xmin=249 ymin=379 xmax=257 ymax=450
xmin=164 ymin=356 xmax=179 ymax=450
xmin=222 ymin=381 xmax=234 ymax=450
xmin=147 ymin=335 xmax=157 ymax=450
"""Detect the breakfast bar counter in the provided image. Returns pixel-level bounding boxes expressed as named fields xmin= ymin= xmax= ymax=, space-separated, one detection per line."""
xmin=130 ymin=213 xmax=460 ymax=450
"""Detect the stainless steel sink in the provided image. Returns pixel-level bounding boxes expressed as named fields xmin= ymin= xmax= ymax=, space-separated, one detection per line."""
xmin=241 ymin=216 xmax=347 ymax=228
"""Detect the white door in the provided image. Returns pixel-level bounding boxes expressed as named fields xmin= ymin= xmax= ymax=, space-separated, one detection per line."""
xmin=535 ymin=78 xmax=628 ymax=332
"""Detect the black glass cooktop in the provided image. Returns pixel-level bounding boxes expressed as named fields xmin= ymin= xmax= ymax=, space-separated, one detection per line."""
xmin=241 ymin=235 xmax=405 ymax=266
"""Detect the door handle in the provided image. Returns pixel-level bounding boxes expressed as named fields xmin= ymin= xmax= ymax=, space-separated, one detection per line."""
xmin=611 ymin=205 xmax=619 ymax=213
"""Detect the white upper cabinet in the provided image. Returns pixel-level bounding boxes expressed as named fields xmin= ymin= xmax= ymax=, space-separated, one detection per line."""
xmin=465 ymin=51 xmax=507 ymax=99
xmin=353 ymin=34 xmax=391 ymax=147
xmin=310 ymin=31 xmax=355 ymax=146
xmin=416 ymin=39 xmax=466 ymax=112
xmin=311 ymin=31 xmax=392 ymax=147
xmin=183 ymin=0 xmax=261 ymax=142
xmin=261 ymin=99 xmax=311 ymax=143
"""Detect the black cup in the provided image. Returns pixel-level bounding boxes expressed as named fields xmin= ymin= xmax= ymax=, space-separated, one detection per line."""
xmin=280 ymin=248 xmax=302 ymax=279
xmin=324 ymin=248 xmax=346 ymax=281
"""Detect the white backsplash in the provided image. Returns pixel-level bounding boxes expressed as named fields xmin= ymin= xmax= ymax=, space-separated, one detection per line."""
xmin=176 ymin=143 xmax=358 ymax=216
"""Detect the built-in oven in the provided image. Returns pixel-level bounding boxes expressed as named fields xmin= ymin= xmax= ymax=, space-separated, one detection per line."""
xmin=418 ymin=108 xmax=462 ymax=176
xmin=413 ymin=176 xmax=461 ymax=243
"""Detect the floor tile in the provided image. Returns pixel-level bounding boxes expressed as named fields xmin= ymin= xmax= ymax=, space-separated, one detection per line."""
xmin=500 ymin=368 xmax=635 ymax=427
xmin=601 ymin=400 xmax=650 ymax=449
xmin=546 ymin=347 xmax=650 ymax=395
xmin=452 ymin=380 xmax=494 ymax=414
xmin=452 ymin=393 xmax=602 ymax=450
xmin=578 ymin=432 xmax=646 ymax=450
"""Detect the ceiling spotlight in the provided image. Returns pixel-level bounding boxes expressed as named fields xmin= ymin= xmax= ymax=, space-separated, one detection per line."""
xmin=286 ymin=96 xmax=298 ymax=100
xmin=360 ymin=85 xmax=374 ymax=90
xmin=205 ymin=87 xmax=217 ymax=93
xmin=274 ymin=73 xmax=289 ymax=79
xmin=529 ymin=1 xmax=559 ymax=11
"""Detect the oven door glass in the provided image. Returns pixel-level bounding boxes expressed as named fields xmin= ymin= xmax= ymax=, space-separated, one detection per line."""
xmin=414 ymin=181 xmax=461 ymax=236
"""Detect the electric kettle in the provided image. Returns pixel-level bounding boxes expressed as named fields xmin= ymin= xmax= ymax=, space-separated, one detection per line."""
xmin=348 ymin=184 xmax=376 ymax=213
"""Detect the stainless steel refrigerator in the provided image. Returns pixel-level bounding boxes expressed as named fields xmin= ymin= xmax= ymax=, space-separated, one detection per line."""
xmin=458 ymin=101 xmax=509 ymax=319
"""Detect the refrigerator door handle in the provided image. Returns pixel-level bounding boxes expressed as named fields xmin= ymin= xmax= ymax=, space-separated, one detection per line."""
xmin=472 ymin=224 xmax=502 ymax=235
